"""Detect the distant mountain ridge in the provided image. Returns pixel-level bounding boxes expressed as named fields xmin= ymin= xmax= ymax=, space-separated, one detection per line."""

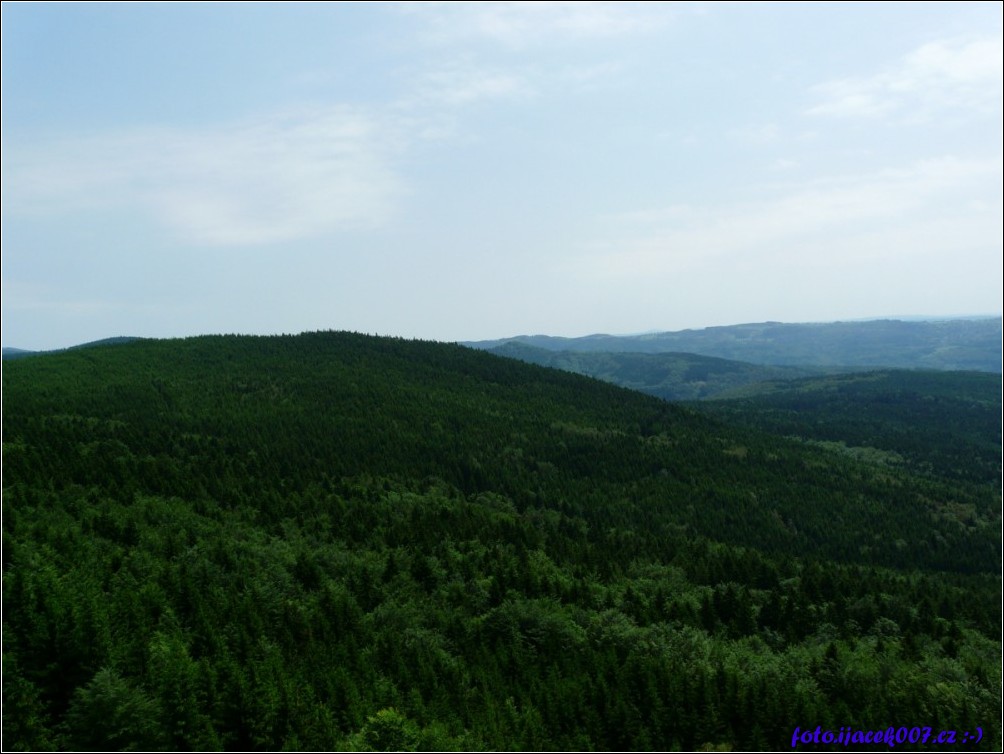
xmin=1 ymin=347 xmax=36 ymax=359
xmin=467 ymin=317 xmax=1003 ymax=373
xmin=487 ymin=341 xmax=838 ymax=401
xmin=2 ymin=336 xmax=143 ymax=360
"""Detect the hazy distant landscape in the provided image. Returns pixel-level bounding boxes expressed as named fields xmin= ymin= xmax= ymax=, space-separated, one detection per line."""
xmin=470 ymin=316 xmax=1003 ymax=370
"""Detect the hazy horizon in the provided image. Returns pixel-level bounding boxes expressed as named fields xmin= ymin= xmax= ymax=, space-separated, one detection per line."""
xmin=4 ymin=312 xmax=1002 ymax=354
xmin=3 ymin=3 xmax=1002 ymax=352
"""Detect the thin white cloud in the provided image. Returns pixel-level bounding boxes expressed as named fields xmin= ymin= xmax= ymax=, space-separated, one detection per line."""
xmin=728 ymin=122 xmax=781 ymax=145
xmin=583 ymin=156 xmax=1002 ymax=281
xmin=2 ymin=106 xmax=402 ymax=247
xmin=555 ymin=60 xmax=625 ymax=89
xmin=0 ymin=277 xmax=122 ymax=316
xmin=407 ymin=1 xmax=673 ymax=47
xmin=808 ymin=35 xmax=1003 ymax=120
xmin=769 ymin=158 xmax=800 ymax=172
xmin=412 ymin=63 xmax=532 ymax=106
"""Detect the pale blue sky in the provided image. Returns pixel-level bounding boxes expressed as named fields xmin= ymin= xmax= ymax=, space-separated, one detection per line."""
xmin=3 ymin=2 xmax=1001 ymax=350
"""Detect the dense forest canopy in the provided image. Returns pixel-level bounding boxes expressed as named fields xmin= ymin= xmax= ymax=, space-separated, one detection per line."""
xmin=692 ymin=369 xmax=1002 ymax=486
xmin=2 ymin=332 xmax=1000 ymax=751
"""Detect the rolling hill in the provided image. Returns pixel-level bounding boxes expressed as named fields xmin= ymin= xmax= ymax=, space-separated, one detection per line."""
xmin=693 ymin=369 xmax=1002 ymax=485
xmin=2 ymin=337 xmax=144 ymax=361
xmin=487 ymin=341 xmax=837 ymax=400
xmin=3 ymin=332 xmax=1000 ymax=751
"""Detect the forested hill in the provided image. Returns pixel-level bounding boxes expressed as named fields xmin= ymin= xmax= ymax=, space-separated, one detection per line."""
xmin=487 ymin=341 xmax=832 ymax=400
xmin=469 ymin=317 xmax=1003 ymax=372
xmin=3 ymin=332 xmax=1000 ymax=751
xmin=1 ymin=348 xmax=36 ymax=360
xmin=2 ymin=336 xmax=143 ymax=360
xmin=692 ymin=369 xmax=1002 ymax=486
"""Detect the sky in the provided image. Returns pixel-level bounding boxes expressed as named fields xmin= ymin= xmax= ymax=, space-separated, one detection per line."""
xmin=2 ymin=2 xmax=1002 ymax=350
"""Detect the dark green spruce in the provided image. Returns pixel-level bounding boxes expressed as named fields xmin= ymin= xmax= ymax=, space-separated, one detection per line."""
xmin=2 ymin=332 xmax=1000 ymax=751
